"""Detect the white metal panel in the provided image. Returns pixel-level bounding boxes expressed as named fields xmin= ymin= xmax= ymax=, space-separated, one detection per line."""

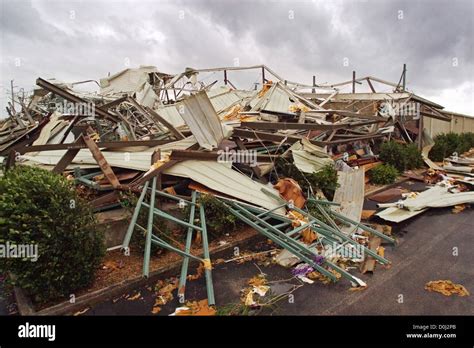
xmin=332 ymin=167 xmax=365 ymax=232
xmin=180 ymin=91 xmax=224 ymax=150
xmin=163 ymin=160 xmax=285 ymax=213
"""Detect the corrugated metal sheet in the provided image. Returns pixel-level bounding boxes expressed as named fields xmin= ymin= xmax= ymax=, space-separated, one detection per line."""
xmin=154 ymin=105 xmax=186 ymax=128
xmin=290 ymin=140 xmax=333 ymax=174
xmin=376 ymin=185 xmax=474 ymax=222
xmin=22 ymin=136 xmax=197 ymax=171
xmin=332 ymin=167 xmax=365 ymax=233
xmin=263 ymin=85 xmax=293 ymax=113
xmin=163 ymin=160 xmax=285 ymax=213
xmin=180 ymin=91 xmax=224 ymax=150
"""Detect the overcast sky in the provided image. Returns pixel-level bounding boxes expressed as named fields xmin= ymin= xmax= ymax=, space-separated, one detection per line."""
xmin=1 ymin=0 xmax=473 ymax=116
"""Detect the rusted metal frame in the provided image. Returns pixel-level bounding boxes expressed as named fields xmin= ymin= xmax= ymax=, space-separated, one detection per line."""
xmin=240 ymin=120 xmax=378 ymax=131
xmin=91 ymin=191 xmax=121 ymax=210
xmin=421 ymin=104 xmax=451 ymax=122
xmin=352 ymin=71 xmax=356 ymax=93
xmin=234 ymin=128 xmax=382 ymax=147
xmin=226 ymin=79 xmax=237 ymax=90
xmin=367 ymin=78 xmax=376 ymax=93
xmin=16 ymin=139 xmax=171 ymax=154
xmin=122 ymin=100 xmax=156 ymax=135
xmin=81 ymin=134 xmax=121 ymax=188
xmin=52 ymin=136 xmax=85 ymax=174
xmin=132 ymin=160 xmax=180 ymax=187
xmin=36 ymin=78 xmax=120 ymax=123
xmin=59 ymin=115 xmax=80 ymax=144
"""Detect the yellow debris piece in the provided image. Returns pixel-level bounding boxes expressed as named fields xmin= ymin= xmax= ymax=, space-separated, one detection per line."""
xmin=377 ymin=246 xmax=385 ymax=258
xmin=258 ymin=81 xmax=273 ymax=97
xmin=202 ymin=258 xmax=212 ymax=270
xmin=425 ymin=280 xmax=470 ymax=297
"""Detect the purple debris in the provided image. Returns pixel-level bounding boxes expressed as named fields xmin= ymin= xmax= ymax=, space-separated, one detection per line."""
xmin=314 ymin=255 xmax=325 ymax=265
xmin=291 ymin=263 xmax=314 ymax=277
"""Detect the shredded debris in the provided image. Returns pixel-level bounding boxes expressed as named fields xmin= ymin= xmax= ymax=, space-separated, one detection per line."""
xmin=425 ymin=280 xmax=470 ymax=297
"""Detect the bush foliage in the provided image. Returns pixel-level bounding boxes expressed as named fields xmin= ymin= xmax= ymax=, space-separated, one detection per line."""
xmin=379 ymin=141 xmax=423 ymax=172
xmin=275 ymin=159 xmax=339 ymax=200
xmin=193 ymin=194 xmax=244 ymax=238
xmin=0 ymin=166 xmax=105 ymax=303
xmin=369 ymin=164 xmax=399 ymax=185
xmin=429 ymin=132 xmax=474 ymax=162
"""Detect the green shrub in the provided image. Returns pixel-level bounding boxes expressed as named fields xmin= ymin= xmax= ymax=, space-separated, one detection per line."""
xmin=429 ymin=132 xmax=474 ymax=161
xmin=194 ymin=194 xmax=244 ymax=238
xmin=369 ymin=164 xmax=399 ymax=185
xmin=403 ymin=143 xmax=424 ymax=170
xmin=0 ymin=166 xmax=105 ymax=303
xmin=275 ymin=159 xmax=339 ymax=200
xmin=379 ymin=141 xmax=423 ymax=171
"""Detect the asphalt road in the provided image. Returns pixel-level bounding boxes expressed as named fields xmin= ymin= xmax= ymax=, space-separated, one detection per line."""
xmin=85 ymin=201 xmax=473 ymax=316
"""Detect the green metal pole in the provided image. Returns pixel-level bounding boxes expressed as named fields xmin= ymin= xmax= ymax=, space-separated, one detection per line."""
xmin=142 ymin=203 xmax=203 ymax=231
xmin=328 ymin=208 xmax=396 ymax=244
xmin=150 ymin=236 xmax=203 ymax=262
xmin=178 ymin=191 xmax=197 ymax=297
xmin=231 ymin=202 xmax=370 ymax=284
xmin=200 ymin=197 xmax=215 ymax=306
xmin=143 ymin=177 xmax=157 ymax=277
xmin=226 ymin=203 xmax=338 ymax=281
xmin=122 ymin=180 xmax=150 ymax=250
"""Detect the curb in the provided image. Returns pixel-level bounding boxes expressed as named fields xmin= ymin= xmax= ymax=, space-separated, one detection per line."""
xmin=14 ymin=229 xmax=261 ymax=316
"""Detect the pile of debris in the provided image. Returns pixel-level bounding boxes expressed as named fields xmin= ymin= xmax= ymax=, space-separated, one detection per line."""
xmin=2 ymin=64 xmax=473 ymax=308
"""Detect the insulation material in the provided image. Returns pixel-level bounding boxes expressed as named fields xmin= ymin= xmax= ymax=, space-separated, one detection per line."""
xmin=180 ymin=91 xmax=224 ymax=150
xmin=273 ymin=178 xmax=306 ymax=208
xmin=163 ymin=160 xmax=285 ymax=213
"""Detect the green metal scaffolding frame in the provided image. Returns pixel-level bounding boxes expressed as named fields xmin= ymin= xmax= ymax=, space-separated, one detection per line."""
xmin=122 ymin=177 xmax=215 ymax=306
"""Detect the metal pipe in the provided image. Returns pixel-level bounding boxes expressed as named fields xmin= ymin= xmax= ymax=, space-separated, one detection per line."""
xmin=122 ymin=180 xmax=150 ymax=250
xmin=200 ymin=196 xmax=215 ymax=305
xmin=143 ymin=177 xmax=157 ymax=277
xmin=178 ymin=191 xmax=197 ymax=296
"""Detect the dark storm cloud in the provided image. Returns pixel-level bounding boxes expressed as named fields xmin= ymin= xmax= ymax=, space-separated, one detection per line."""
xmin=0 ymin=0 xmax=473 ymax=114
